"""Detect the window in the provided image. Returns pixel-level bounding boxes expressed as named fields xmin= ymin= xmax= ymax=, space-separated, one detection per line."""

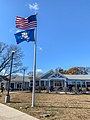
xmin=87 ymin=82 xmax=90 ymax=87
xmin=46 ymin=81 xmax=49 ymax=86
xmin=1 ymin=83 xmax=4 ymax=87
xmin=82 ymin=81 xmax=85 ymax=87
xmin=41 ymin=81 xmax=44 ymax=86
xmin=11 ymin=83 xmax=14 ymax=89
xmin=55 ymin=81 xmax=62 ymax=86
xmin=67 ymin=81 xmax=72 ymax=85
xmin=17 ymin=83 xmax=22 ymax=89
xmin=30 ymin=80 xmax=33 ymax=86
xmin=52 ymin=75 xmax=55 ymax=78
xmin=72 ymin=82 xmax=76 ymax=86
xmin=35 ymin=81 xmax=39 ymax=86
xmin=77 ymin=82 xmax=81 ymax=87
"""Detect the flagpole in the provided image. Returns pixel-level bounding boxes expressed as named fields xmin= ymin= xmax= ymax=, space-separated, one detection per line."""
xmin=31 ymin=13 xmax=37 ymax=107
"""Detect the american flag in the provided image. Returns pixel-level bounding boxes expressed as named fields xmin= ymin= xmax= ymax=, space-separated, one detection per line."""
xmin=16 ymin=15 xmax=37 ymax=30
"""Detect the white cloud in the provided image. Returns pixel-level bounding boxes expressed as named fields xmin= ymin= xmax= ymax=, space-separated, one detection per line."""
xmin=29 ymin=2 xmax=39 ymax=11
xmin=16 ymin=73 xmax=23 ymax=76
xmin=38 ymin=46 xmax=43 ymax=51
xmin=1 ymin=70 xmax=5 ymax=75
xmin=0 ymin=70 xmax=8 ymax=75
xmin=36 ymin=69 xmax=43 ymax=73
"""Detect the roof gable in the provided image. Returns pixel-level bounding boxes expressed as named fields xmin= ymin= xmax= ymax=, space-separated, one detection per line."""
xmin=40 ymin=70 xmax=54 ymax=79
xmin=41 ymin=70 xmax=67 ymax=80
xmin=49 ymin=71 xmax=66 ymax=79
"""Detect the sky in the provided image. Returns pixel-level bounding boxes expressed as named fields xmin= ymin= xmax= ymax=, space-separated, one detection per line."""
xmin=0 ymin=0 xmax=90 ymax=74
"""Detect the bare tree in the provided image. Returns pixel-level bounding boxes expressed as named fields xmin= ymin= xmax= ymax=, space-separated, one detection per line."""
xmin=0 ymin=42 xmax=23 ymax=78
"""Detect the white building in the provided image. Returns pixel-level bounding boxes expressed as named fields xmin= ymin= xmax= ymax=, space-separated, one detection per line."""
xmin=29 ymin=70 xmax=90 ymax=91
xmin=1 ymin=69 xmax=90 ymax=91
xmin=0 ymin=76 xmax=30 ymax=90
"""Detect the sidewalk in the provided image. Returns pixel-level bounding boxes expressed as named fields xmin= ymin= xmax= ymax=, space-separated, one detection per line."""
xmin=0 ymin=103 xmax=39 ymax=120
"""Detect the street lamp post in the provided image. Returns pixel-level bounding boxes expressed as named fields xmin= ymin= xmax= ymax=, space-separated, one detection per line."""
xmin=22 ymin=68 xmax=25 ymax=91
xmin=5 ymin=51 xmax=15 ymax=103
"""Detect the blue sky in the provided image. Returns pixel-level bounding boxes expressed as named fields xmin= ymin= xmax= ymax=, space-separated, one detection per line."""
xmin=0 ymin=0 xmax=90 ymax=74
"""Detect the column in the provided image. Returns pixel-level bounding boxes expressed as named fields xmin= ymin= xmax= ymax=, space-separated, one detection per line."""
xmin=64 ymin=79 xmax=67 ymax=88
xmin=39 ymin=80 xmax=41 ymax=87
xmin=85 ymin=81 xmax=87 ymax=88
xmin=49 ymin=79 xmax=50 ymax=93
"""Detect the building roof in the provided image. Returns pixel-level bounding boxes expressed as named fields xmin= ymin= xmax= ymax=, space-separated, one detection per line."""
xmin=5 ymin=71 xmax=90 ymax=82
xmin=64 ymin=74 xmax=90 ymax=80
xmin=0 ymin=75 xmax=9 ymax=82
xmin=11 ymin=76 xmax=30 ymax=82
xmin=40 ymin=70 xmax=54 ymax=79
xmin=38 ymin=69 xmax=90 ymax=80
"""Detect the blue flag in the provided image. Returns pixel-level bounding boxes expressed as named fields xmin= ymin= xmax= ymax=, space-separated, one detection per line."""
xmin=14 ymin=29 xmax=35 ymax=44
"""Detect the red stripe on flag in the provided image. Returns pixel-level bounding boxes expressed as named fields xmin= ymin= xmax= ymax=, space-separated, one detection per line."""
xmin=16 ymin=16 xmax=37 ymax=30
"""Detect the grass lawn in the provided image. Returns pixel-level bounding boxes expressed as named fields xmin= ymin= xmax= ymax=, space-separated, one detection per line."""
xmin=0 ymin=91 xmax=90 ymax=120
